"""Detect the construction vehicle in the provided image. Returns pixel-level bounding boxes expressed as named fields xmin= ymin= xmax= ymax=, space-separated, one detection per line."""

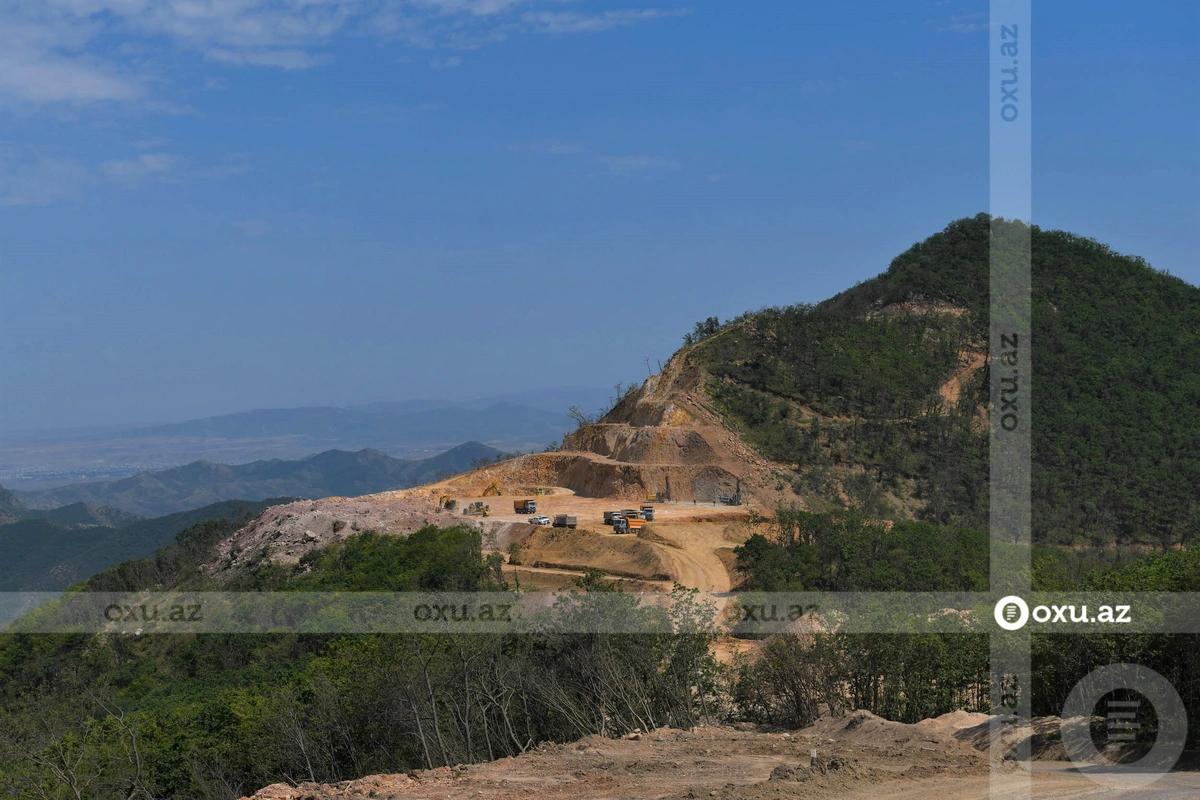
xmin=613 ymin=517 xmax=644 ymax=534
xmin=513 ymin=499 xmax=537 ymax=514
xmin=620 ymin=508 xmax=641 ymax=520
xmin=640 ymin=505 xmax=655 ymax=521
xmin=536 ymin=487 xmax=545 ymax=496
xmin=464 ymin=501 xmax=491 ymax=517
xmin=646 ymin=493 xmax=657 ymax=502
xmin=552 ymin=514 xmax=577 ymax=529
xmin=603 ymin=510 xmax=622 ymax=525
xmin=483 ymin=482 xmax=502 ymax=497
xmin=438 ymin=495 xmax=458 ymax=510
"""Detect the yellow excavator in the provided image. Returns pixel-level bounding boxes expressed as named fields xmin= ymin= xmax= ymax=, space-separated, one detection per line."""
xmin=438 ymin=495 xmax=458 ymax=510
xmin=482 ymin=482 xmax=501 ymax=497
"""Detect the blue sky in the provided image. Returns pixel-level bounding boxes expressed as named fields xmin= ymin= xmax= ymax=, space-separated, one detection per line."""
xmin=0 ymin=0 xmax=1196 ymax=432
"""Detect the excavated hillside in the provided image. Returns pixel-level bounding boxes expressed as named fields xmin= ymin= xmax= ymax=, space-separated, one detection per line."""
xmin=418 ymin=351 xmax=788 ymax=508
xmin=206 ymin=214 xmax=1200 ymax=575
xmin=411 ymin=300 xmax=985 ymax=519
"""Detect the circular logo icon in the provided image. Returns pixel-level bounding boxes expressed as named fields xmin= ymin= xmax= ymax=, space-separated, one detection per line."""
xmin=994 ymin=595 xmax=1029 ymax=631
xmin=1060 ymin=663 xmax=1186 ymax=787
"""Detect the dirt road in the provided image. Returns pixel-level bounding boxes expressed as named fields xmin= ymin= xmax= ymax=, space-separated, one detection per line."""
xmin=645 ymin=521 xmax=742 ymax=593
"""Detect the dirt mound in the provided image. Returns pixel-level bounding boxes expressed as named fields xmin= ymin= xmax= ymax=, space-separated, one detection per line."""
xmin=233 ymin=716 xmax=989 ymax=800
xmin=950 ymin=714 xmax=1132 ymax=763
xmin=804 ymin=709 xmax=979 ymax=756
xmin=235 ymin=708 xmax=1200 ymax=800
xmin=238 ymin=772 xmax=420 ymax=799
xmin=510 ymin=525 xmax=670 ymax=581
xmin=915 ymin=709 xmax=992 ymax=736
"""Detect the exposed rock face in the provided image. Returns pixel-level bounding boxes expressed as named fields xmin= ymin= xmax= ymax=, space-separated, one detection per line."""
xmin=205 ymin=493 xmax=459 ymax=573
xmin=423 ymin=349 xmax=780 ymax=505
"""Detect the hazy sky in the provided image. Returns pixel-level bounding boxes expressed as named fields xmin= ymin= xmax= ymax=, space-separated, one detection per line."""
xmin=1 ymin=1 xmax=1196 ymax=432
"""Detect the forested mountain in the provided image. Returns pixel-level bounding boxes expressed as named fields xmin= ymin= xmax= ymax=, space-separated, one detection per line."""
xmin=691 ymin=214 xmax=1200 ymax=547
xmin=0 ymin=498 xmax=294 ymax=591
xmin=16 ymin=442 xmax=502 ymax=517
xmin=0 ymin=486 xmax=22 ymax=524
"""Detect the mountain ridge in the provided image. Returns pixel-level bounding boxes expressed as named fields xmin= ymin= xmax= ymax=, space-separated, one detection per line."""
xmin=15 ymin=442 xmax=503 ymax=517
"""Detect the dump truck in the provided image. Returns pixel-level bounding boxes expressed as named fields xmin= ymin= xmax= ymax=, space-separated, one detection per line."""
xmin=463 ymin=501 xmax=490 ymax=517
xmin=603 ymin=510 xmax=623 ymax=525
xmin=620 ymin=508 xmax=641 ymax=520
xmin=613 ymin=517 xmax=644 ymax=534
xmin=552 ymin=514 xmax=577 ymax=529
xmin=640 ymin=505 xmax=655 ymax=521
xmin=513 ymin=499 xmax=537 ymax=514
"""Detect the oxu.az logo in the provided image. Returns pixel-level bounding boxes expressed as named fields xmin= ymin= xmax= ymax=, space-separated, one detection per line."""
xmin=994 ymin=595 xmax=1131 ymax=631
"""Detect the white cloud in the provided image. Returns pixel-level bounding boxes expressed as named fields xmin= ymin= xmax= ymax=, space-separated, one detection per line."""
xmin=410 ymin=0 xmax=535 ymax=15
xmin=0 ymin=153 xmax=88 ymax=206
xmin=98 ymin=152 xmax=184 ymax=182
xmin=504 ymin=139 xmax=586 ymax=155
xmin=505 ymin=141 xmax=679 ymax=173
xmin=0 ymin=2 xmax=689 ymax=108
xmin=933 ymin=12 xmax=987 ymax=34
xmin=522 ymin=8 xmax=689 ymax=34
xmin=133 ymin=136 xmax=170 ymax=149
xmin=203 ymin=76 xmax=229 ymax=90
xmin=0 ymin=138 xmax=249 ymax=206
xmin=207 ymin=47 xmax=331 ymax=70
xmin=597 ymin=154 xmax=678 ymax=172
xmin=0 ymin=47 xmax=144 ymax=104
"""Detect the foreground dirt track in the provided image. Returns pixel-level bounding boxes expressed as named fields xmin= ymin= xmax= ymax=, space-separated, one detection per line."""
xmin=239 ymin=714 xmax=1200 ymax=800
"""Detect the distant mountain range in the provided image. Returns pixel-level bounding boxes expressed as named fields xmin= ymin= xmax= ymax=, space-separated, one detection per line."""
xmin=116 ymin=402 xmax=561 ymax=447
xmin=0 ymin=389 xmax=613 ymax=484
xmin=13 ymin=442 xmax=500 ymax=517
xmin=0 ymin=498 xmax=295 ymax=591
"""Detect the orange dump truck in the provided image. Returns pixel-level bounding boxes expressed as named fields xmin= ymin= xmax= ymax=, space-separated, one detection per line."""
xmin=513 ymin=499 xmax=537 ymax=514
xmin=614 ymin=517 xmax=645 ymax=533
